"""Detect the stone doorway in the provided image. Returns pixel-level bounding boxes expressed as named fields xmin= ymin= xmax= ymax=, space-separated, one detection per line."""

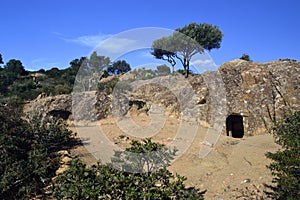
xmin=48 ymin=110 xmax=72 ymax=120
xmin=226 ymin=114 xmax=244 ymax=138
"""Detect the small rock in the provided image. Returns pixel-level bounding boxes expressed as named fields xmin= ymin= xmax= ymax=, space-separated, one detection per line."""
xmin=206 ymin=172 xmax=212 ymax=176
xmin=118 ymin=134 xmax=129 ymax=141
xmin=201 ymin=140 xmax=213 ymax=147
xmin=55 ymin=165 xmax=69 ymax=175
xmin=155 ymin=183 xmax=162 ymax=187
xmin=241 ymin=178 xmax=251 ymax=184
xmin=57 ymin=150 xmax=70 ymax=157
xmin=61 ymin=156 xmax=72 ymax=164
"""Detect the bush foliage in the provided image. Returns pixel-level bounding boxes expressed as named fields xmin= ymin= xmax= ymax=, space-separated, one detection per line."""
xmin=239 ymin=53 xmax=252 ymax=62
xmin=53 ymin=139 xmax=204 ymax=199
xmin=266 ymin=111 xmax=300 ymax=200
xmin=0 ymin=105 xmax=77 ymax=199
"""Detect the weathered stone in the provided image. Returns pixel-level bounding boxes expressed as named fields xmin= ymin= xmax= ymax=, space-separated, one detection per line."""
xmin=24 ymin=60 xmax=300 ymax=137
xmin=219 ymin=59 xmax=300 ymax=136
xmin=24 ymin=94 xmax=72 ymax=120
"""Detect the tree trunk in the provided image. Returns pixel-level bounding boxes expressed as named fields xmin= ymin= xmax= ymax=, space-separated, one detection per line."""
xmin=183 ymin=58 xmax=188 ymax=78
xmin=172 ymin=64 xmax=175 ymax=75
xmin=185 ymin=65 xmax=188 ymax=78
xmin=184 ymin=59 xmax=190 ymax=78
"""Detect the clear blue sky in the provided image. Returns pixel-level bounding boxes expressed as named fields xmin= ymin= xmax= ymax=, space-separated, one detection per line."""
xmin=1 ymin=0 xmax=299 ymax=71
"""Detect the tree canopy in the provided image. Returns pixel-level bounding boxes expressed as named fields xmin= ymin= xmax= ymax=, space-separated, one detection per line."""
xmin=151 ymin=22 xmax=223 ymax=77
xmin=151 ymin=37 xmax=177 ymax=73
xmin=0 ymin=54 xmax=3 ymax=64
xmin=106 ymin=60 xmax=131 ymax=75
xmin=156 ymin=64 xmax=171 ymax=76
xmin=240 ymin=53 xmax=252 ymax=61
xmin=89 ymin=51 xmax=110 ymax=73
xmin=0 ymin=52 xmax=131 ymax=102
xmin=4 ymin=59 xmax=27 ymax=77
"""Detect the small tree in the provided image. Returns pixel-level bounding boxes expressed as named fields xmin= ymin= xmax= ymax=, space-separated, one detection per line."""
xmin=152 ymin=37 xmax=177 ymax=74
xmin=156 ymin=64 xmax=171 ymax=76
xmin=266 ymin=111 xmax=300 ymax=199
xmin=132 ymin=68 xmax=156 ymax=80
xmin=279 ymin=58 xmax=297 ymax=62
xmin=110 ymin=138 xmax=177 ymax=173
xmin=74 ymin=52 xmax=111 ymax=91
xmin=240 ymin=53 xmax=252 ymax=61
xmin=62 ymin=57 xmax=87 ymax=85
xmin=152 ymin=22 xmax=223 ymax=77
xmin=0 ymin=54 xmax=3 ymax=64
xmin=4 ymin=59 xmax=27 ymax=77
xmin=107 ymin=60 xmax=131 ymax=75
xmin=89 ymin=51 xmax=111 ymax=73
xmin=46 ymin=67 xmax=61 ymax=78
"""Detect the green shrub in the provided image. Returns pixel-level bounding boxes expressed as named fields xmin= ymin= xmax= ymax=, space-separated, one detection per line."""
xmin=132 ymin=68 xmax=156 ymax=80
xmin=266 ymin=111 xmax=300 ymax=200
xmin=0 ymin=105 xmax=77 ymax=199
xmin=53 ymin=84 xmax=73 ymax=95
xmin=278 ymin=58 xmax=297 ymax=62
xmin=111 ymin=138 xmax=177 ymax=173
xmin=156 ymin=64 xmax=171 ymax=76
xmin=176 ymin=69 xmax=193 ymax=76
xmin=239 ymin=53 xmax=252 ymax=61
xmin=53 ymin=138 xmax=204 ymax=199
xmin=97 ymin=77 xmax=119 ymax=94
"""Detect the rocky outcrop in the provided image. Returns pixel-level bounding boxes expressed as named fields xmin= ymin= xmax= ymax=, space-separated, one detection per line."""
xmin=219 ymin=59 xmax=300 ymax=135
xmin=24 ymin=60 xmax=300 ymax=137
xmin=24 ymin=94 xmax=72 ymax=120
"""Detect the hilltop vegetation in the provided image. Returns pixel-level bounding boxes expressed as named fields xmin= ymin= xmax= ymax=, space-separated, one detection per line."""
xmin=0 ymin=55 xmax=81 ymax=102
xmin=0 ymin=53 xmax=132 ymax=103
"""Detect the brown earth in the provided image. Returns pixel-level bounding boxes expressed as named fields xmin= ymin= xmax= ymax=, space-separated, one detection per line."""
xmin=69 ymin=111 xmax=279 ymax=200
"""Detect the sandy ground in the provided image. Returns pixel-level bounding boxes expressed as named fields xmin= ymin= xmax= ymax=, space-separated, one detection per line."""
xmin=69 ymin=112 xmax=279 ymax=199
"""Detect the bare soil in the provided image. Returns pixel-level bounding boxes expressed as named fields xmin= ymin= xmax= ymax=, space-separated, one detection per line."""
xmin=70 ymin=112 xmax=279 ymax=199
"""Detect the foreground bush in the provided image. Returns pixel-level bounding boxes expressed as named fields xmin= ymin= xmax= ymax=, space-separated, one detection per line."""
xmin=0 ymin=105 xmax=77 ymax=199
xmin=266 ymin=111 xmax=300 ymax=200
xmin=53 ymin=139 xmax=204 ymax=199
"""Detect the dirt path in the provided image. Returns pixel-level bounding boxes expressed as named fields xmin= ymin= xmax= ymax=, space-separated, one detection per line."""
xmin=70 ymin=113 xmax=279 ymax=199
xmin=169 ymin=134 xmax=278 ymax=199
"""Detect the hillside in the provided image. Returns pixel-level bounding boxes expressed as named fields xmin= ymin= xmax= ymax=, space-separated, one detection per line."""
xmin=25 ymin=59 xmax=300 ymax=136
xmin=23 ymin=59 xmax=300 ymax=199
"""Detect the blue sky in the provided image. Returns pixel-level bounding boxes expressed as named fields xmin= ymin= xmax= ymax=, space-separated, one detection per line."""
xmin=1 ymin=0 xmax=299 ymax=71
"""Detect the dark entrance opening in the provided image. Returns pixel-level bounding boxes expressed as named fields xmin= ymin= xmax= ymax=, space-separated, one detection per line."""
xmin=226 ymin=114 xmax=244 ymax=138
xmin=48 ymin=110 xmax=71 ymax=120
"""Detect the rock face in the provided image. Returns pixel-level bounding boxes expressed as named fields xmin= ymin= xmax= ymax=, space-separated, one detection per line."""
xmin=24 ymin=94 xmax=72 ymax=120
xmin=219 ymin=59 xmax=300 ymax=136
xmin=24 ymin=60 xmax=300 ymax=137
